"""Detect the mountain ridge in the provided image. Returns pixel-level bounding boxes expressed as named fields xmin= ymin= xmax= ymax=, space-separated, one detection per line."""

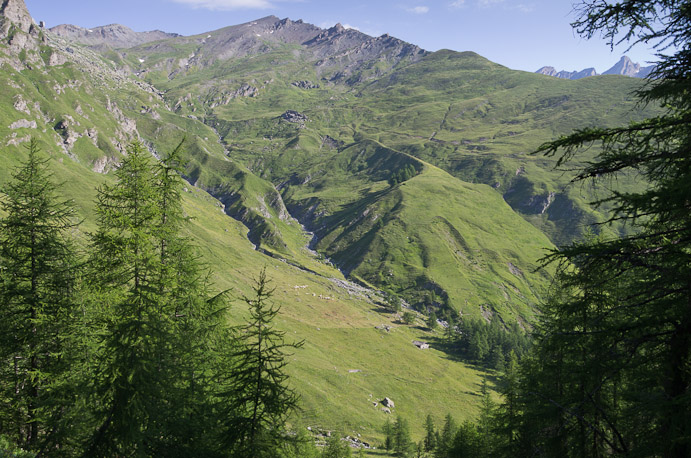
xmin=537 ymin=55 xmax=655 ymax=79
xmin=49 ymin=23 xmax=180 ymax=49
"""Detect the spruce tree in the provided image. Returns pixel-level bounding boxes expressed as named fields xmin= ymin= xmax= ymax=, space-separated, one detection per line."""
xmin=220 ymin=267 xmax=303 ymax=458
xmin=424 ymin=414 xmax=436 ymax=452
xmin=0 ymin=138 xmax=79 ymax=453
xmin=435 ymin=414 xmax=456 ymax=458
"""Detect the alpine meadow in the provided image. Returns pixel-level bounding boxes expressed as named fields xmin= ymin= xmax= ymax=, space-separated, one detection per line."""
xmin=0 ymin=0 xmax=688 ymax=456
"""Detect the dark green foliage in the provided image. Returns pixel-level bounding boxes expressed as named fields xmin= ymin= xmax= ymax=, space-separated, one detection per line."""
xmin=0 ymin=137 xmax=307 ymax=456
xmin=447 ymin=422 xmax=485 ymax=457
xmin=0 ymin=138 xmax=79 ymax=453
xmin=220 ymin=267 xmax=303 ymax=458
xmin=454 ymin=318 xmax=529 ymax=369
xmin=321 ymin=435 xmax=352 ymax=458
xmin=424 ymin=414 xmax=436 ymax=452
xmin=392 ymin=416 xmax=413 ymax=457
xmin=84 ymin=141 xmax=225 ymax=456
xmin=435 ymin=414 xmax=456 ymax=458
xmin=487 ymin=1 xmax=691 ymax=456
xmin=383 ymin=418 xmax=393 ymax=452
xmin=401 ymin=311 xmax=415 ymax=325
xmin=85 ymin=142 xmax=171 ymax=456
xmin=279 ymin=429 xmax=319 ymax=458
xmin=426 ymin=312 xmax=438 ymax=331
xmin=388 ymin=164 xmax=419 ymax=186
xmin=0 ymin=434 xmax=35 ymax=458
xmin=383 ymin=290 xmax=403 ymax=313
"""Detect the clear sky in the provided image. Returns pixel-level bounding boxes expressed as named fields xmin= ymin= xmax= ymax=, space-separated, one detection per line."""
xmin=24 ymin=0 xmax=659 ymax=74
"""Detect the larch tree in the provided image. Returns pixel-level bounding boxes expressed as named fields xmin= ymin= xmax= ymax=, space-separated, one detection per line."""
xmin=84 ymin=141 xmax=222 ymax=456
xmin=220 ymin=267 xmax=303 ymax=458
xmin=0 ymin=138 xmax=79 ymax=453
xmin=503 ymin=1 xmax=691 ymax=456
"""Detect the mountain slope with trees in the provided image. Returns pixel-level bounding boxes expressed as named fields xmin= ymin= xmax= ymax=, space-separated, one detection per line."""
xmin=0 ymin=0 xmax=671 ymax=453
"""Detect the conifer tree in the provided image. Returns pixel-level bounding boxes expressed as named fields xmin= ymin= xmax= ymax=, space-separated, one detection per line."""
xmin=508 ymin=1 xmax=691 ymax=456
xmin=435 ymin=414 xmax=456 ymax=458
xmin=220 ymin=267 xmax=303 ymax=458
xmin=321 ymin=435 xmax=352 ymax=458
xmin=0 ymin=138 xmax=79 ymax=453
xmin=392 ymin=416 xmax=413 ymax=457
xmin=83 ymin=141 xmax=221 ymax=456
xmin=424 ymin=414 xmax=436 ymax=452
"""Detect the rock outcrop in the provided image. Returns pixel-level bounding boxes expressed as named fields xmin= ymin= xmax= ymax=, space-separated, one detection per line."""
xmin=0 ymin=0 xmax=33 ymax=37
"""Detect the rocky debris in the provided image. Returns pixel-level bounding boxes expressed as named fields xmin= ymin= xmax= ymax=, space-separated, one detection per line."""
xmin=508 ymin=262 xmax=524 ymax=277
xmin=207 ymin=83 xmax=259 ymax=108
xmin=91 ymin=155 xmax=117 ymax=174
xmin=412 ymin=340 xmax=429 ymax=349
xmin=348 ymin=369 xmax=361 ymax=373
xmin=5 ymin=133 xmax=30 ymax=146
xmin=105 ymin=97 xmax=138 ymax=142
xmin=139 ymin=105 xmax=161 ymax=120
xmin=380 ymin=407 xmax=391 ymax=414
xmin=13 ymin=95 xmax=30 ymax=114
xmin=381 ymin=397 xmax=395 ymax=409
xmin=375 ymin=324 xmax=392 ymax=332
xmin=0 ymin=0 xmax=47 ymax=70
xmin=280 ymin=109 xmax=308 ymax=126
xmin=292 ymin=80 xmax=319 ymax=89
xmin=480 ymin=304 xmax=494 ymax=323
xmin=320 ymin=135 xmax=343 ymax=150
xmin=343 ymin=435 xmax=372 ymax=449
xmin=9 ymin=118 xmax=36 ymax=129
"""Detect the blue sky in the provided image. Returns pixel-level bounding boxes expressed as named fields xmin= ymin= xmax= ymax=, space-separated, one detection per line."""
xmin=25 ymin=0 xmax=658 ymax=73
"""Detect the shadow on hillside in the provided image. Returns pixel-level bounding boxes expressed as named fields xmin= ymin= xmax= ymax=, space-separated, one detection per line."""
xmin=424 ymin=336 xmax=502 ymax=388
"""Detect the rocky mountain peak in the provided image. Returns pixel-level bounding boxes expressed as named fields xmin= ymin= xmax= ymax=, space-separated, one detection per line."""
xmin=537 ymin=55 xmax=654 ymax=80
xmin=603 ymin=56 xmax=639 ymax=76
xmin=0 ymin=0 xmax=34 ymax=37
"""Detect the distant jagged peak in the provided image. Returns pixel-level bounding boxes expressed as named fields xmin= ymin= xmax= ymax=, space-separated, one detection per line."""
xmin=602 ymin=55 xmax=655 ymax=77
xmin=1 ymin=0 xmax=35 ymax=37
xmin=536 ymin=55 xmax=654 ymax=80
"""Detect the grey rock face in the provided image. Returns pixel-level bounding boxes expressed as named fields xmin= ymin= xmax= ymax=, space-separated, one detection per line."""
xmin=49 ymin=23 xmax=179 ymax=48
xmin=536 ymin=66 xmax=596 ymax=80
xmin=292 ymin=80 xmax=320 ymax=89
xmin=0 ymin=0 xmax=33 ymax=36
xmin=536 ymin=56 xmax=654 ymax=79
xmin=603 ymin=56 xmax=655 ymax=78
